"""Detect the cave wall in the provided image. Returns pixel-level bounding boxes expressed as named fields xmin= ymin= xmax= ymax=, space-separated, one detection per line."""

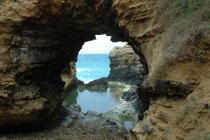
xmin=0 ymin=0 xmax=210 ymax=139
xmin=0 ymin=0 xmax=126 ymax=128
xmin=61 ymin=60 xmax=77 ymax=90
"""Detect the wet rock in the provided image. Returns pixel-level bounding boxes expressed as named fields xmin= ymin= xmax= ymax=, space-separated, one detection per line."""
xmin=102 ymin=119 xmax=119 ymax=130
xmin=85 ymin=111 xmax=102 ymax=117
xmin=121 ymin=88 xmax=140 ymax=113
xmin=63 ymin=104 xmax=81 ymax=119
xmin=85 ymin=78 xmax=108 ymax=91
xmin=121 ymin=88 xmax=138 ymax=102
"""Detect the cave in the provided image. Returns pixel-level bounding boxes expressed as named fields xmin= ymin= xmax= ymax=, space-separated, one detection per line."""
xmin=1 ymin=0 xmax=148 ymax=130
xmin=75 ymin=34 xmax=126 ymax=82
xmin=63 ymin=34 xmax=127 ymax=112
xmin=0 ymin=0 xmax=210 ymax=139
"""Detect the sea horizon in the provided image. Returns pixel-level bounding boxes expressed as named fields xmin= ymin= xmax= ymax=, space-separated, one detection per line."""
xmin=76 ymin=53 xmax=110 ymax=83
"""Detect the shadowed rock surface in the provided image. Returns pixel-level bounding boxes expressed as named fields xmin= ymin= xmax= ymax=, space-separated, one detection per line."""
xmin=0 ymin=0 xmax=209 ymax=139
xmin=86 ymin=77 xmax=108 ymax=90
xmin=61 ymin=60 xmax=77 ymax=91
xmin=0 ymin=0 xmax=124 ymax=128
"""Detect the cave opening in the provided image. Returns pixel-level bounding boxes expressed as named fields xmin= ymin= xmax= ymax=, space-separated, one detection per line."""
xmin=62 ymin=34 xmax=141 ymax=131
xmin=0 ymin=0 xmax=149 ymax=137
xmin=77 ymin=34 xmax=126 ymax=83
xmin=64 ymin=34 xmax=126 ymax=112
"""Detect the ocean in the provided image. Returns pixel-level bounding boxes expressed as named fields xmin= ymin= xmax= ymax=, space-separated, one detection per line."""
xmin=65 ymin=54 xmax=137 ymax=130
xmin=76 ymin=54 xmax=110 ymax=83
xmin=65 ymin=53 xmax=119 ymax=113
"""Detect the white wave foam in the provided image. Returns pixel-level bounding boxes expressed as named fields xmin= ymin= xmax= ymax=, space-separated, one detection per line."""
xmin=76 ymin=68 xmax=94 ymax=73
xmin=76 ymin=68 xmax=83 ymax=72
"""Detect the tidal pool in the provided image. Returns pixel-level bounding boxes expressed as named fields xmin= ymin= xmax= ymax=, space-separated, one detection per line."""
xmin=64 ymin=87 xmax=119 ymax=113
xmin=64 ymin=82 xmax=138 ymax=131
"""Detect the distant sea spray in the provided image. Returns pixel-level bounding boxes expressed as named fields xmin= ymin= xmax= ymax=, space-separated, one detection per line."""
xmin=76 ymin=54 xmax=110 ymax=83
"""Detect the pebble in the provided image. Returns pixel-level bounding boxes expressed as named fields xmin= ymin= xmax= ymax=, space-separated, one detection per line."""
xmin=143 ymin=125 xmax=153 ymax=133
xmin=149 ymin=118 xmax=157 ymax=125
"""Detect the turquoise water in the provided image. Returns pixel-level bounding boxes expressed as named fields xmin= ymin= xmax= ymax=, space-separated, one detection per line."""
xmin=76 ymin=54 xmax=110 ymax=83
xmin=65 ymin=54 xmax=129 ymax=113
xmin=64 ymin=54 xmax=137 ymax=130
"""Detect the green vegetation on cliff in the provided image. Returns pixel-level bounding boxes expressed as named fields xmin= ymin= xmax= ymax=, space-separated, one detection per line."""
xmin=159 ymin=0 xmax=210 ymax=23
xmin=172 ymin=0 xmax=207 ymax=18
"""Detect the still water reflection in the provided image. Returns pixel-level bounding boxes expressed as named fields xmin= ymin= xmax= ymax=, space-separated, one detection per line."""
xmin=64 ymin=86 xmax=124 ymax=113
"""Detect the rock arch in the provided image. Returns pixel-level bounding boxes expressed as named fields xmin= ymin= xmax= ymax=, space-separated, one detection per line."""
xmin=0 ymin=0 xmax=210 ymax=139
xmin=0 ymin=0 xmax=132 ymax=127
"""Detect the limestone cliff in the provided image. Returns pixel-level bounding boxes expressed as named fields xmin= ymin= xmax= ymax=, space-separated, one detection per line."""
xmin=108 ymin=44 xmax=145 ymax=85
xmin=113 ymin=1 xmax=210 ymax=139
xmin=113 ymin=0 xmax=210 ymax=139
xmin=0 ymin=0 xmax=209 ymax=139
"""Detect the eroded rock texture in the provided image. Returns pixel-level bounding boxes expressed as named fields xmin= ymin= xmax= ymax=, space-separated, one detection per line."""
xmin=0 ymin=0 xmax=124 ymax=128
xmin=0 ymin=0 xmax=210 ymax=139
xmin=108 ymin=44 xmax=145 ymax=84
xmin=61 ymin=60 xmax=76 ymax=90
xmin=114 ymin=0 xmax=210 ymax=139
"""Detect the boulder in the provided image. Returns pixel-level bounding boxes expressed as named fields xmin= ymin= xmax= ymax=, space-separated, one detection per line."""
xmin=85 ymin=78 xmax=108 ymax=91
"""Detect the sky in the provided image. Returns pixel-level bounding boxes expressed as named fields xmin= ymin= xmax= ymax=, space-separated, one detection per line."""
xmin=79 ymin=34 xmax=126 ymax=54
